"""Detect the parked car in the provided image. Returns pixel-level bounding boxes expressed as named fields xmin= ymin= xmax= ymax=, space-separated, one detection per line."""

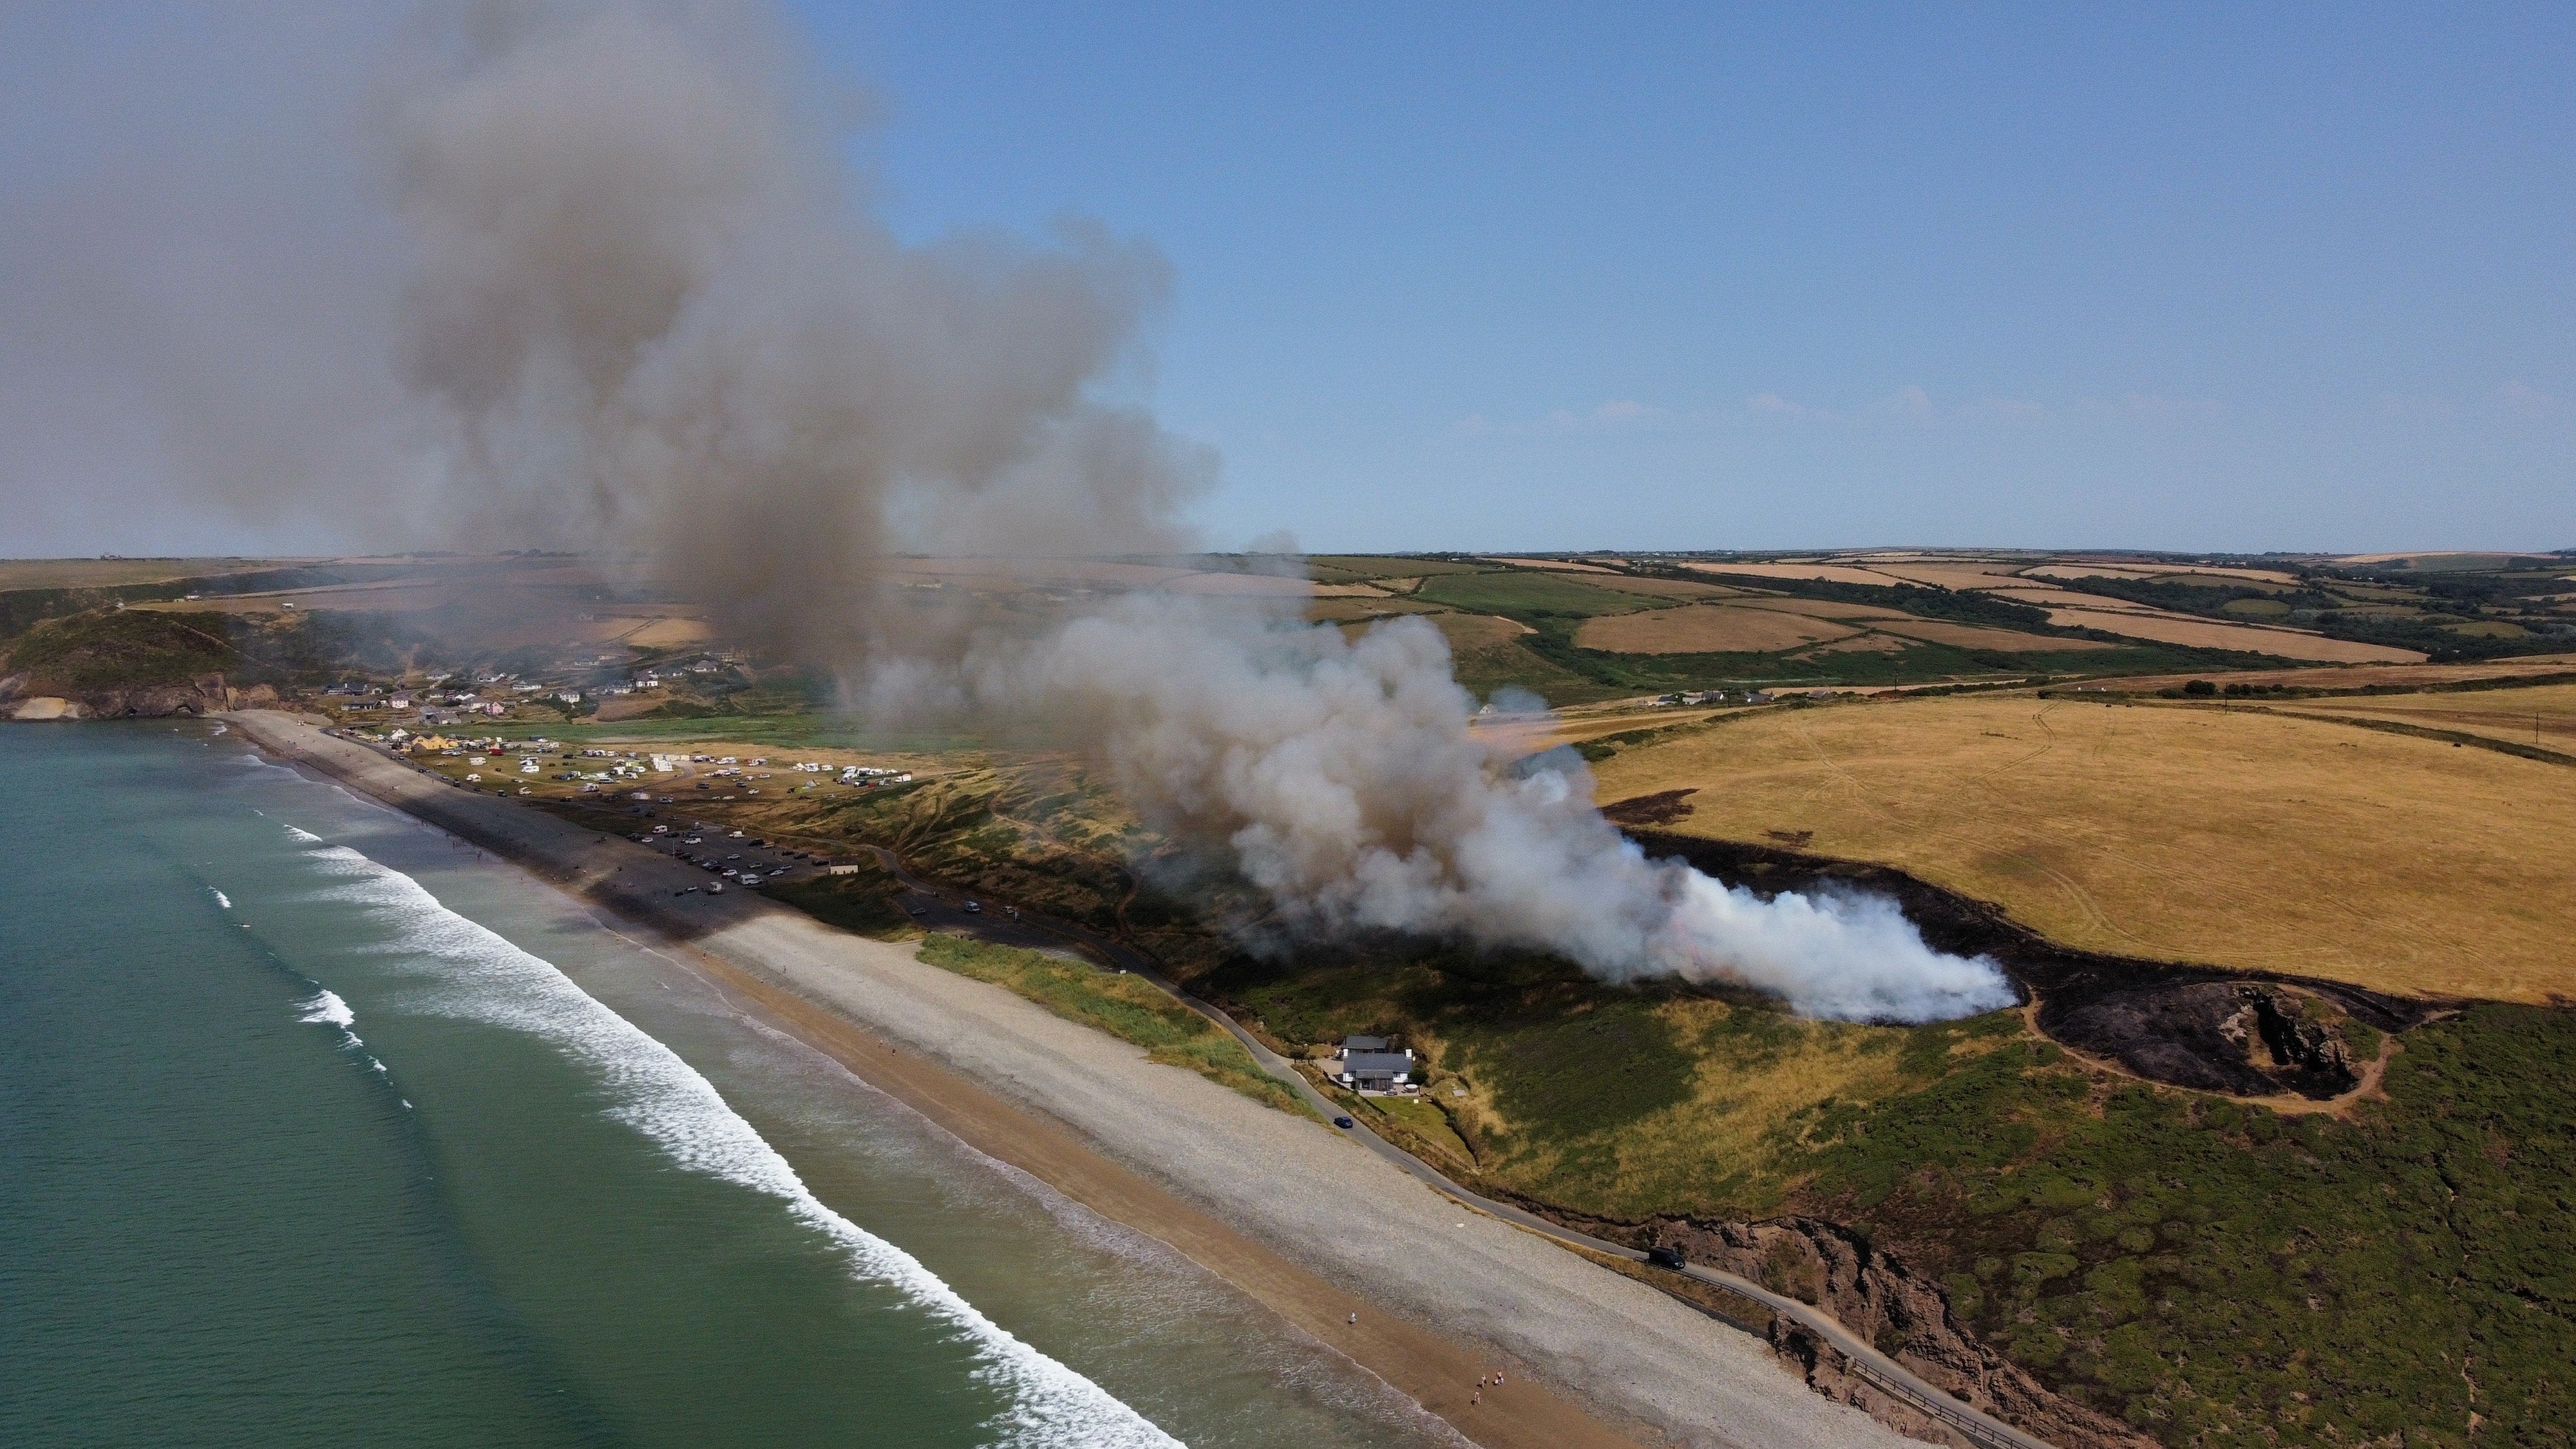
xmin=1332 ymin=1116 xmax=1356 ymax=1130
xmin=1646 ymin=1246 xmax=1686 ymax=1270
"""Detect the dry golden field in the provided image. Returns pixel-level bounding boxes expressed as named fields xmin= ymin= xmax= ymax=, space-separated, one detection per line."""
xmin=1862 ymin=562 xmax=2041 ymax=588
xmin=2085 ymin=658 xmax=2576 ymax=692
xmin=2239 ymin=681 xmax=2576 ymax=753
xmin=1421 ymin=612 xmax=1531 ymax=651
xmin=2041 ymin=605 xmax=2424 ymax=661
xmin=2022 ymin=562 xmax=2304 ymax=586
xmin=1868 ymin=618 xmax=2106 ymax=652
xmin=1589 ymin=693 xmax=2576 ymax=1003
xmin=1572 ymin=603 xmax=1852 ymax=653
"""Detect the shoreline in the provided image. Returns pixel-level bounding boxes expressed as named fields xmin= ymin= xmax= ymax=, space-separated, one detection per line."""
xmin=227 ymin=709 xmax=1914 ymax=1449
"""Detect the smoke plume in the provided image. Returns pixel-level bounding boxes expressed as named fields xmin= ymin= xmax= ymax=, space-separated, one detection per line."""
xmin=956 ymin=593 xmax=2012 ymax=1021
xmin=1 ymin=0 xmax=2014 ymax=1022
xmin=378 ymin=1 xmax=1214 ymax=660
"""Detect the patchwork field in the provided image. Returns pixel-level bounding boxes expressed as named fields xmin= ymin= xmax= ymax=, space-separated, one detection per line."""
xmin=1679 ymin=561 xmax=1903 ymax=587
xmin=1411 ymin=569 xmax=1660 ymax=616
xmin=1868 ymin=619 xmax=2106 ymax=652
xmin=1586 ymin=692 xmax=2576 ymax=1003
xmin=2041 ymin=605 xmax=2425 ymax=661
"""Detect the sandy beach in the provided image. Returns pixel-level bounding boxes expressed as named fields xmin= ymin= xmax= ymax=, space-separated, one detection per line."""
xmin=228 ymin=709 xmax=1912 ymax=1449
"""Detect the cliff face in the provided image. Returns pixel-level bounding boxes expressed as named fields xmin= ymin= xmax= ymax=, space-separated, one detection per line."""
xmin=0 ymin=670 xmax=276 ymax=720
xmin=1656 ymin=1217 xmax=2156 ymax=1449
xmin=0 ymin=607 xmax=283 ymax=719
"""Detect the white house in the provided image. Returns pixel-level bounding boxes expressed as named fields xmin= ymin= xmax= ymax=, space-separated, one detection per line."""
xmin=1330 ymin=1036 xmax=1416 ymax=1094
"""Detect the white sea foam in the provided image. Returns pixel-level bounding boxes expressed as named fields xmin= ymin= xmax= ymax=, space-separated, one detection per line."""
xmin=210 ymin=888 xmax=232 ymax=909
xmin=296 ymin=987 xmax=371 ymax=1064
xmin=294 ymin=840 xmax=1182 ymax=1449
xmin=298 ymin=988 xmax=357 ymax=1029
xmin=283 ymin=824 xmax=325 ymax=844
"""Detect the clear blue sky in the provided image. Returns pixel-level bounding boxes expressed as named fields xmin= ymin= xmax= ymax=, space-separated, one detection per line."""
xmin=793 ymin=1 xmax=2574 ymax=553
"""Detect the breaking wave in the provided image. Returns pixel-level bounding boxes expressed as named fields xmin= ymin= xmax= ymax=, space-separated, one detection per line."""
xmin=297 ymin=987 xmax=356 ymax=1030
xmin=293 ymin=837 xmax=1181 ymax=1449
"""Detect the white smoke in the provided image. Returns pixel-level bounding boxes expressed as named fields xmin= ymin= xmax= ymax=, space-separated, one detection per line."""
xmin=1 ymin=0 xmax=2016 ymax=1023
xmin=961 ymin=594 xmax=2015 ymax=1023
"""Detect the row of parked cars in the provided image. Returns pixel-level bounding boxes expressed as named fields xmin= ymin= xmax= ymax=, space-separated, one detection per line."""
xmin=631 ymin=823 xmax=829 ymax=895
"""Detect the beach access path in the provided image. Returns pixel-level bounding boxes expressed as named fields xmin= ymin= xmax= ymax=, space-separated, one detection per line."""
xmin=229 ymin=711 xmax=1921 ymax=1449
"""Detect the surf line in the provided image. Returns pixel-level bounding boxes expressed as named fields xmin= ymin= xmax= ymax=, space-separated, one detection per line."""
xmin=289 ymin=830 xmax=1182 ymax=1449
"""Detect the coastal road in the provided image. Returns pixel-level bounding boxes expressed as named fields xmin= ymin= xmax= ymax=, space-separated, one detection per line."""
xmin=853 ymin=849 xmax=2055 ymax=1449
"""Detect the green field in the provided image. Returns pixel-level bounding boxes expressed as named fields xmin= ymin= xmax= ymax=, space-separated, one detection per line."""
xmin=915 ymin=935 xmax=1310 ymax=1116
xmin=1199 ymin=934 xmax=2576 ymax=1445
xmin=1412 ymin=569 xmax=1665 ymax=618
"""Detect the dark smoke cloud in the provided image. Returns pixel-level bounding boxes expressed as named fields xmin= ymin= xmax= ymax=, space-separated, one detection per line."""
xmin=0 ymin=0 xmax=1209 ymax=617
xmin=381 ymin=1 xmax=1213 ymax=657
xmin=0 ymin=0 xmax=2012 ymax=1021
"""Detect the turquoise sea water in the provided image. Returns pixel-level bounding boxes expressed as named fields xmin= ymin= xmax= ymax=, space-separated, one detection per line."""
xmin=0 ymin=723 xmax=1459 ymax=1449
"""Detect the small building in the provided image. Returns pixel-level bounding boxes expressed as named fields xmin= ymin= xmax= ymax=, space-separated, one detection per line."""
xmin=1334 ymin=1051 xmax=1415 ymax=1094
xmin=826 ymin=863 xmax=860 ymax=876
xmin=1332 ymin=1036 xmax=1414 ymax=1092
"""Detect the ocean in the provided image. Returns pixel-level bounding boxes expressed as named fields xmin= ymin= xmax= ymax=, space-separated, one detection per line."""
xmin=0 ymin=722 xmax=1463 ymax=1449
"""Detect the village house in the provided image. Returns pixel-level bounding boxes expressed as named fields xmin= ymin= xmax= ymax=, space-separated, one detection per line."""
xmin=1330 ymin=1035 xmax=1416 ymax=1094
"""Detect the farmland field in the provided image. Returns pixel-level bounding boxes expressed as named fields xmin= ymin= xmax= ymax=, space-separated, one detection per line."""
xmin=2084 ymin=658 xmax=2576 ymax=693
xmin=1412 ymin=569 xmax=1663 ymax=617
xmin=0 ymin=557 xmax=324 ymax=589
xmin=1866 ymin=618 xmax=2105 ymax=652
xmin=1587 ymin=692 xmax=2576 ymax=1002
xmin=2238 ymin=680 xmax=2576 ymax=753
xmin=2042 ymin=605 xmax=2424 ymax=661
xmin=1680 ymin=561 xmax=1908 ymax=587
xmin=1572 ymin=603 xmax=1852 ymax=653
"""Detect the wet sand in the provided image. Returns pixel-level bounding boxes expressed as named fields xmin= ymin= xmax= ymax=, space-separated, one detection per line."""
xmin=229 ymin=710 xmax=1910 ymax=1449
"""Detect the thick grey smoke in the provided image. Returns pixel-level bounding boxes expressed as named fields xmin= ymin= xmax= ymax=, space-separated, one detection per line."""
xmin=1 ymin=0 xmax=2014 ymax=1021
xmin=378 ymin=1 xmax=1213 ymax=658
